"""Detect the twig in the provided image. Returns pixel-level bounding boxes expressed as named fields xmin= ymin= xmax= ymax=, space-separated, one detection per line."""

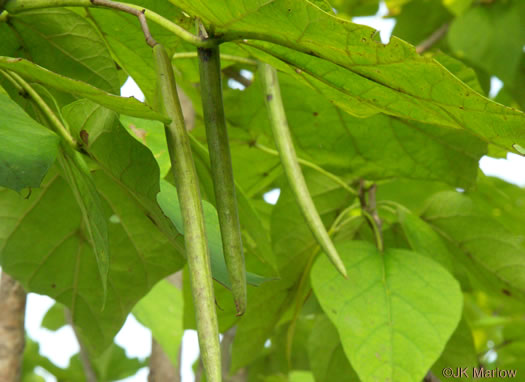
xmin=65 ymin=310 xmax=97 ymax=382
xmin=222 ymin=67 xmax=252 ymax=88
xmin=416 ymin=23 xmax=450 ymax=54
xmin=90 ymin=0 xmax=156 ymax=46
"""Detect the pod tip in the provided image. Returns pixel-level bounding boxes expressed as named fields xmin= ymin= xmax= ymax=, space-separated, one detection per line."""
xmin=235 ymin=300 xmax=246 ymax=316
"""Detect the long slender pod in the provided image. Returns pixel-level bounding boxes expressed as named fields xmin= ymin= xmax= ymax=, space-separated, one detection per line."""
xmin=259 ymin=63 xmax=348 ymax=278
xmin=153 ymin=44 xmax=221 ymax=382
xmin=198 ymin=45 xmax=247 ymax=315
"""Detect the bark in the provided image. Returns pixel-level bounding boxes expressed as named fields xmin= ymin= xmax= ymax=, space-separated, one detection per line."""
xmin=0 ymin=271 xmax=27 ymax=382
xmin=148 ymin=341 xmax=181 ymax=382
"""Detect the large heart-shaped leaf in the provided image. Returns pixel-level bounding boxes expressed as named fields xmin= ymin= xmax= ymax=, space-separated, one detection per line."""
xmin=311 ymin=240 xmax=462 ymax=382
xmin=0 ymin=93 xmax=58 ymax=191
xmin=170 ymin=0 xmax=525 ymax=152
xmin=57 ymin=151 xmax=109 ymax=297
xmin=0 ymin=170 xmax=185 ymax=354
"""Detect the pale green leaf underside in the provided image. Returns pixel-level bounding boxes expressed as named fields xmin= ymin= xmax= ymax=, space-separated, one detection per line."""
xmin=0 ymin=93 xmax=58 ymax=191
xmin=0 ymin=57 xmax=170 ymax=123
xmin=57 ymin=152 xmax=110 ymax=297
xmin=172 ymin=0 xmax=525 ymax=152
xmin=311 ymin=241 xmax=462 ymax=382
xmin=0 ymin=170 xmax=185 ymax=354
xmin=157 ymin=180 xmax=268 ymax=288
xmin=8 ymin=8 xmax=120 ymax=94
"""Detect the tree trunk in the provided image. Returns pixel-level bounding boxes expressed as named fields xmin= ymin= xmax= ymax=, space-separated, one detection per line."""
xmin=148 ymin=340 xmax=181 ymax=382
xmin=0 ymin=271 xmax=27 ymax=382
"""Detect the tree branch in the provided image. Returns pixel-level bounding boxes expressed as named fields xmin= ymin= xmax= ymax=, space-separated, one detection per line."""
xmin=90 ymin=0 xmax=156 ymax=47
xmin=423 ymin=371 xmax=441 ymax=382
xmin=65 ymin=310 xmax=97 ymax=382
xmin=0 ymin=271 xmax=27 ymax=382
xmin=416 ymin=23 xmax=450 ymax=54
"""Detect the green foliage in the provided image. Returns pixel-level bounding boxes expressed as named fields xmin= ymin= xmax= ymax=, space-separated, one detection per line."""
xmin=0 ymin=93 xmax=58 ymax=191
xmin=0 ymin=0 xmax=524 ymax=380
xmin=311 ymin=241 xmax=463 ymax=382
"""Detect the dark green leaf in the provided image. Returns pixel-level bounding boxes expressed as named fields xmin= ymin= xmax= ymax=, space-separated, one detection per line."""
xmin=431 ymin=317 xmax=477 ymax=381
xmin=171 ymin=0 xmax=525 ymax=151
xmin=308 ymin=315 xmax=360 ymax=382
xmin=0 ymin=170 xmax=185 ymax=353
xmin=448 ymin=0 xmax=525 ymax=84
xmin=0 ymin=93 xmax=58 ymax=191
xmin=422 ymin=191 xmax=525 ymax=299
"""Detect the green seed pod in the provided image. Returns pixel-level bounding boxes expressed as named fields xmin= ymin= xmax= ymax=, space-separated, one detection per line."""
xmin=153 ymin=43 xmax=221 ymax=382
xmin=198 ymin=45 xmax=247 ymax=315
xmin=259 ymin=63 xmax=348 ymax=278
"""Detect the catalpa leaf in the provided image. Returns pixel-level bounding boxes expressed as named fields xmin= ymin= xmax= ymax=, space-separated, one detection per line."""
xmin=170 ymin=0 xmax=525 ymax=152
xmin=448 ymin=0 xmax=525 ymax=84
xmin=0 ymin=57 xmax=169 ymax=123
xmin=6 ymin=8 xmax=120 ymax=94
xmin=431 ymin=317 xmax=477 ymax=381
xmin=0 ymin=93 xmax=58 ymax=192
xmin=311 ymin=241 xmax=462 ymax=382
xmin=0 ymin=170 xmax=185 ymax=354
xmin=422 ymin=191 xmax=525 ymax=299
xmin=224 ymin=72 xmax=486 ymax=189
xmin=308 ymin=315 xmax=360 ymax=382
xmin=57 ymin=151 xmax=109 ymax=297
